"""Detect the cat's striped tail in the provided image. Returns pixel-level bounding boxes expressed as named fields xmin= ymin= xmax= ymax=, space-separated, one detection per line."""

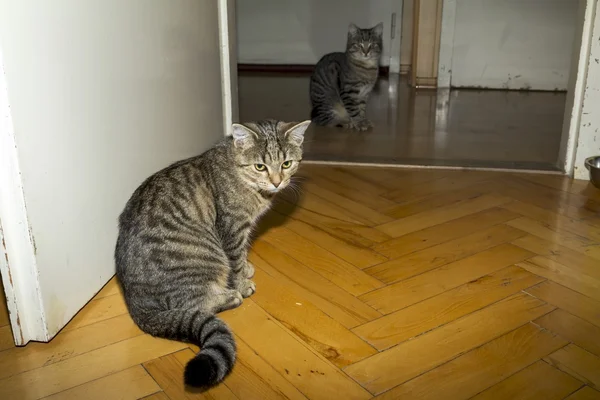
xmin=134 ymin=308 xmax=236 ymax=389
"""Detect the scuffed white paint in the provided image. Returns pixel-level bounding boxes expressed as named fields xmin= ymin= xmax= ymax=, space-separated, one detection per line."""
xmin=574 ymin=1 xmax=600 ymax=180
xmin=559 ymin=0 xmax=597 ymax=175
xmin=450 ymin=0 xmax=578 ymax=90
xmin=0 ymin=48 xmax=48 ymax=345
xmin=437 ymin=0 xmax=457 ymax=88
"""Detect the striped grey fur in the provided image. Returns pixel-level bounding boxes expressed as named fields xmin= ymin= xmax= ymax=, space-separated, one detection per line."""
xmin=115 ymin=119 xmax=311 ymax=389
xmin=310 ymin=22 xmax=383 ymax=131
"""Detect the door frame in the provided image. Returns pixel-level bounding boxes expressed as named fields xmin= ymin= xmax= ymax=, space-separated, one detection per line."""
xmin=0 ymin=47 xmax=49 ymax=346
xmin=218 ymin=0 xmax=239 ymax=136
xmin=435 ymin=0 xmax=597 ymax=177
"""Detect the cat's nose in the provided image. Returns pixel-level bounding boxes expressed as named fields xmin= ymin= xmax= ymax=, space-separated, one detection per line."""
xmin=271 ymin=174 xmax=282 ymax=188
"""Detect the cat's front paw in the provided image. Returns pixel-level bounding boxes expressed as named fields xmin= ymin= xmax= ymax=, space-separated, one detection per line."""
xmin=239 ymin=279 xmax=256 ymax=298
xmin=243 ymin=261 xmax=255 ymax=279
xmin=356 ymin=119 xmax=374 ymax=131
xmin=342 ymin=119 xmax=374 ymax=131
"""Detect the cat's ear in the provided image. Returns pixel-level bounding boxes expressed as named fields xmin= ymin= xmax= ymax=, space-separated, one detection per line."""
xmin=284 ymin=120 xmax=311 ymax=146
xmin=373 ymin=22 xmax=383 ymax=37
xmin=231 ymin=123 xmax=257 ymax=148
xmin=348 ymin=23 xmax=359 ymax=36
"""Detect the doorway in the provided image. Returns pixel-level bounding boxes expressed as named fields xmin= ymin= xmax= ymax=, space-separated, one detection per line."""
xmin=234 ymin=0 xmax=589 ymax=173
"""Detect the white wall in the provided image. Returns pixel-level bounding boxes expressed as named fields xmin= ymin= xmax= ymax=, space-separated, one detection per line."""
xmin=574 ymin=0 xmax=600 ymax=180
xmin=236 ymin=0 xmax=394 ymax=66
xmin=451 ymin=0 xmax=579 ymax=90
xmin=0 ymin=0 xmax=225 ymax=342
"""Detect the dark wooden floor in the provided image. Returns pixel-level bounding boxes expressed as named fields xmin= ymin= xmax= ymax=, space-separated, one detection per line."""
xmin=239 ymin=72 xmax=566 ymax=171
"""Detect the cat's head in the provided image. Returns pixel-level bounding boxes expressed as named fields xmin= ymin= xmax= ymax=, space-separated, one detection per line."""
xmin=346 ymin=22 xmax=383 ymax=64
xmin=230 ymin=119 xmax=311 ymax=194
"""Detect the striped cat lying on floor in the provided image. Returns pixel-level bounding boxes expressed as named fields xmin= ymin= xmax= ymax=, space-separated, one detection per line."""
xmin=310 ymin=22 xmax=383 ymax=131
xmin=115 ymin=119 xmax=311 ymax=390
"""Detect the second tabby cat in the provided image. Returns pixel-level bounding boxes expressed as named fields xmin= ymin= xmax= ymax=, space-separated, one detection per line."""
xmin=310 ymin=22 xmax=383 ymax=131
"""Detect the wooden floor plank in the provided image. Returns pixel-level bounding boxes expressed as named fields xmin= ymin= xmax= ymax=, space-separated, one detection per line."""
xmin=344 ymin=293 xmax=554 ymax=395
xmin=545 ymin=344 xmax=600 ymax=390
xmin=518 ymin=257 xmax=600 ymax=302
xmin=340 ymin=167 xmax=448 ymax=193
xmin=508 ymin=217 xmax=600 ymax=260
xmin=375 ymin=324 xmax=567 ymax=400
xmin=0 ymin=276 xmax=10 ymax=327
xmin=140 ymin=392 xmax=170 ymax=400
xmin=513 ymin=235 xmax=600 ymax=281
xmin=250 ymin=242 xmax=381 ymax=328
xmin=0 ymin=325 xmax=14 ymax=352
xmin=381 ymin=184 xmax=489 ymax=219
xmin=383 ymin=173 xmax=490 ymax=203
xmin=519 ymin=173 xmax=600 ymax=202
xmin=366 ymin=224 xmax=527 ymax=284
xmin=502 ymin=200 xmax=600 ymax=242
xmin=525 ymin=281 xmax=600 ymax=327
xmin=373 ymin=207 xmax=520 ymax=259
xmin=0 ymin=314 xmax=142 ymax=381
xmin=224 ymin=335 xmax=308 ymax=400
xmin=353 ymin=266 xmax=544 ymax=350
xmin=302 ymin=173 xmax=398 ymax=211
xmin=61 ymin=293 xmax=128 ymax=332
xmin=535 ymin=310 xmax=600 ymax=357
xmin=273 ymin=200 xmax=391 ymax=247
xmin=261 ymin=211 xmax=388 ymax=269
xmin=359 ymin=244 xmax=534 ymax=314
xmin=260 ymin=227 xmax=384 ymax=296
xmin=313 ymin=167 xmax=390 ymax=196
xmin=565 ymin=386 xmax=600 ymax=400
xmin=221 ymin=300 xmax=372 ymax=400
xmin=293 ymin=180 xmax=395 ymax=225
xmin=249 ymin=264 xmax=377 ymax=367
xmin=469 ymin=360 xmax=582 ymax=400
xmin=496 ymin=176 xmax=600 ymax=220
xmin=93 ymin=277 xmax=121 ymax=299
xmin=279 ymin=188 xmax=373 ymax=226
xmin=0 ymin=334 xmax=187 ymax=400
xmin=376 ymin=193 xmax=510 ymax=238
xmin=41 ymin=366 xmax=161 ymax=400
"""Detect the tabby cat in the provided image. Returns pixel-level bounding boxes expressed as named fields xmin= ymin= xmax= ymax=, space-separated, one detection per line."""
xmin=115 ymin=119 xmax=311 ymax=389
xmin=310 ymin=22 xmax=383 ymax=131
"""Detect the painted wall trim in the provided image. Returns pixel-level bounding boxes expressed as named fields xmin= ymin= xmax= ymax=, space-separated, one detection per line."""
xmin=573 ymin=0 xmax=600 ymax=180
xmin=0 ymin=48 xmax=48 ymax=346
xmin=218 ymin=0 xmax=238 ymax=136
xmin=389 ymin=1 xmax=405 ymax=74
xmin=437 ymin=0 xmax=456 ymax=88
xmin=561 ymin=0 xmax=598 ymax=176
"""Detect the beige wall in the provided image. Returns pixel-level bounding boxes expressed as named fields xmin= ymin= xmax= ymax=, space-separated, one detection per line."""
xmin=0 ymin=0 xmax=225 ymax=342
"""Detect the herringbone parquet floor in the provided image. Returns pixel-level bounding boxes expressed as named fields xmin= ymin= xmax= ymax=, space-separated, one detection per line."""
xmin=1 ymin=165 xmax=600 ymax=400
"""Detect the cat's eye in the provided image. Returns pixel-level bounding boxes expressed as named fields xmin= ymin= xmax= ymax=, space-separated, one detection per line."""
xmin=254 ymin=164 xmax=266 ymax=171
xmin=281 ymin=160 xmax=292 ymax=169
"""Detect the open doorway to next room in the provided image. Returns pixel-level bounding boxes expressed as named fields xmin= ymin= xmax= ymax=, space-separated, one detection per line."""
xmin=235 ymin=0 xmax=579 ymax=172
